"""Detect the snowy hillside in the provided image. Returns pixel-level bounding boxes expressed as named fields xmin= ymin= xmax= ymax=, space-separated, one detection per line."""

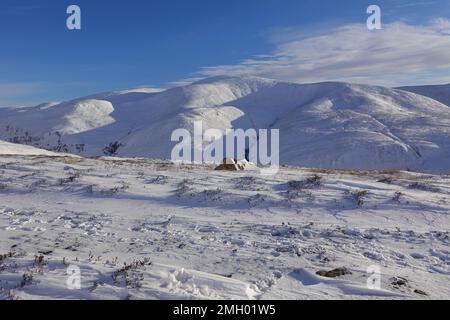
xmin=0 ymin=140 xmax=71 ymax=157
xmin=1 ymin=76 xmax=450 ymax=172
xmin=398 ymin=84 xmax=450 ymax=108
xmin=0 ymin=156 xmax=449 ymax=300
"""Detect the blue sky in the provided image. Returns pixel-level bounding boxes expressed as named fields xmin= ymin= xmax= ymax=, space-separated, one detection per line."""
xmin=1 ymin=0 xmax=450 ymax=106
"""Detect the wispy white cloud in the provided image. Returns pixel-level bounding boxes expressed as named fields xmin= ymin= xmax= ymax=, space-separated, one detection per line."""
xmin=168 ymin=77 xmax=205 ymax=88
xmin=396 ymin=1 xmax=438 ymax=9
xmin=431 ymin=18 xmax=450 ymax=34
xmin=194 ymin=19 xmax=450 ymax=87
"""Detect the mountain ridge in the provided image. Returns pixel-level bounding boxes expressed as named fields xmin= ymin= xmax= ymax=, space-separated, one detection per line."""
xmin=398 ymin=84 xmax=450 ymax=108
xmin=1 ymin=76 xmax=450 ymax=172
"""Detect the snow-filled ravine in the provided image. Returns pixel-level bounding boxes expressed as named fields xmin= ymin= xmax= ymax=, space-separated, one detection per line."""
xmin=0 ymin=155 xmax=449 ymax=300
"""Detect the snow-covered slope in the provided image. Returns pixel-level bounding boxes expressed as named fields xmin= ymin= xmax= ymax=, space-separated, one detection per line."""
xmin=1 ymin=156 xmax=449 ymax=300
xmin=0 ymin=140 xmax=70 ymax=157
xmin=398 ymin=84 xmax=450 ymax=107
xmin=1 ymin=76 xmax=450 ymax=172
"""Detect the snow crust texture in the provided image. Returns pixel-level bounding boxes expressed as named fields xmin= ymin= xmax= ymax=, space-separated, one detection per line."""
xmin=0 ymin=156 xmax=449 ymax=300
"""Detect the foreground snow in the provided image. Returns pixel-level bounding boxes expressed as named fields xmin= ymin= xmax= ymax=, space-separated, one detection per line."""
xmin=0 ymin=155 xmax=448 ymax=300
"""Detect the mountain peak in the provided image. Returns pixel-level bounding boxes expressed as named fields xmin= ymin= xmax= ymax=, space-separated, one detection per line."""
xmin=1 ymin=79 xmax=450 ymax=172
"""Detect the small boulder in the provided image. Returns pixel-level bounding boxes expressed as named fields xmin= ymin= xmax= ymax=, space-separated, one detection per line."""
xmin=391 ymin=276 xmax=408 ymax=287
xmin=236 ymin=159 xmax=250 ymax=170
xmin=414 ymin=289 xmax=428 ymax=296
xmin=215 ymin=158 xmax=249 ymax=171
xmin=316 ymin=267 xmax=352 ymax=278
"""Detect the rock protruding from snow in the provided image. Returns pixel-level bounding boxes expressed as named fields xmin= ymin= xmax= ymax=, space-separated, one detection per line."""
xmin=215 ymin=158 xmax=250 ymax=171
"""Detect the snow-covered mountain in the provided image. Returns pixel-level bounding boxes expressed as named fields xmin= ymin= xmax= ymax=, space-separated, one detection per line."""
xmin=1 ymin=76 xmax=450 ymax=172
xmin=398 ymin=84 xmax=450 ymax=108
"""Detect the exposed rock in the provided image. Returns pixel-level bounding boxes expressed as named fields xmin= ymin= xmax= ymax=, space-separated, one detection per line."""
xmin=414 ymin=289 xmax=428 ymax=296
xmin=391 ymin=276 xmax=409 ymax=287
xmin=215 ymin=158 xmax=250 ymax=171
xmin=316 ymin=267 xmax=352 ymax=278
